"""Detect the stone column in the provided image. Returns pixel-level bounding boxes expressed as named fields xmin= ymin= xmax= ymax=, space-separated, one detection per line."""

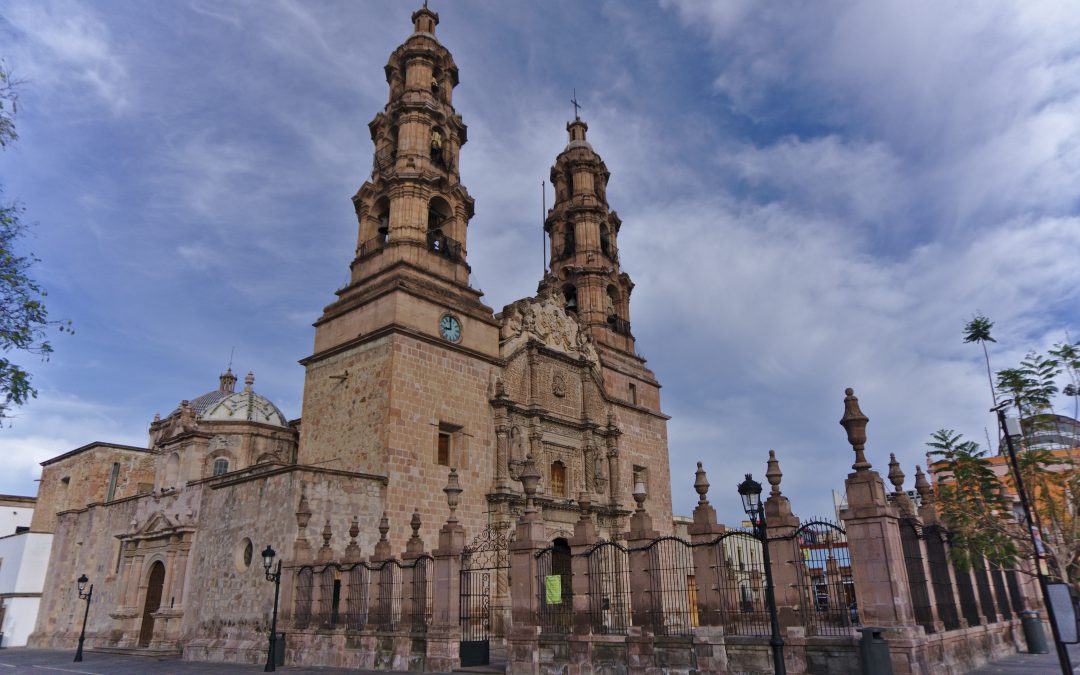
xmin=625 ymin=482 xmax=659 ymax=674
xmin=838 ymin=388 xmax=926 ymax=675
xmin=427 ymin=471 xmax=466 ymax=673
xmin=606 ymin=420 xmax=622 ymax=507
xmin=686 ymin=463 xmax=729 ymax=674
xmin=508 ymin=455 xmax=547 ymax=675
xmin=494 ymin=420 xmax=511 ymax=493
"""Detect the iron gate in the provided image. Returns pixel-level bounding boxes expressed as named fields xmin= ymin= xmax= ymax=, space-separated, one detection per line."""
xmin=459 ymin=526 xmax=511 ymax=667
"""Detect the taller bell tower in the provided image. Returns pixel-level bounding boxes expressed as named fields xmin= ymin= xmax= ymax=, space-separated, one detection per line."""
xmin=297 ymin=7 xmax=500 ymax=549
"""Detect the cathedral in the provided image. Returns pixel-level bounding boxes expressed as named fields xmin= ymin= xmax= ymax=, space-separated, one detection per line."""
xmin=27 ymin=6 xmax=673 ymax=662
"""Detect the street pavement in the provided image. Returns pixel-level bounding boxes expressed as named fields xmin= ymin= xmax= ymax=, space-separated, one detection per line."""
xmin=964 ymin=644 xmax=1080 ymax=674
xmin=0 ymin=648 xmax=455 ymax=675
xmin=3 ymin=645 xmax=1080 ymax=674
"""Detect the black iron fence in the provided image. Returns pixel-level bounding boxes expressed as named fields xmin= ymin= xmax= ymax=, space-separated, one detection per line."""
xmin=581 ymin=540 xmax=632 ymax=635
xmin=900 ymin=519 xmax=936 ymax=633
xmin=536 ymin=544 xmax=573 ymax=634
xmin=642 ymin=536 xmax=697 ymax=636
xmin=291 ymin=556 xmax=433 ymax=633
xmin=792 ymin=519 xmax=859 ymax=636
xmin=924 ymin=526 xmax=961 ymax=630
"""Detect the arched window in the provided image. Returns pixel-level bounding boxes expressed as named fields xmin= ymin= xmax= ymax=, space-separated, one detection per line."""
xmin=212 ymin=458 xmax=229 ymax=477
xmin=563 ymin=285 xmax=578 ymax=314
xmin=600 ymin=224 xmax=612 ymax=258
xmin=550 ymin=461 xmax=567 ymax=497
xmin=563 ymin=226 xmax=575 ymax=258
xmin=374 ymin=196 xmax=390 ymax=243
xmin=428 ymin=196 xmax=452 ymax=233
xmin=430 ymin=126 xmax=445 ymax=163
xmin=605 ymin=285 xmax=618 ymax=318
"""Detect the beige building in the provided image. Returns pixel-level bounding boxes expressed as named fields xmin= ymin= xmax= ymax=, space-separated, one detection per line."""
xmin=27 ymin=5 xmax=673 ymax=664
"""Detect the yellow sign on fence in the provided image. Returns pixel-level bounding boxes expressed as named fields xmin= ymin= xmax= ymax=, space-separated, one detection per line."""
xmin=545 ymin=575 xmax=562 ymax=604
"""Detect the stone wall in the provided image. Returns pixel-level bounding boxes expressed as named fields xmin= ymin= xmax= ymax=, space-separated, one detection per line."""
xmin=31 ymin=444 xmax=155 ymax=533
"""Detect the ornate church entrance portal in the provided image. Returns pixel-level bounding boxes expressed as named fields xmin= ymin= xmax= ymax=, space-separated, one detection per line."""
xmin=138 ymin=561 xmax=165 ymax=647
xmin=459 ymin=526 xmax=511 ymax=667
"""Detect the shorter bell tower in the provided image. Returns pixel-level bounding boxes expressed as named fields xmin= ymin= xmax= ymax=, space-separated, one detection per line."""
xmin=541 ymin=116 xmax=635 ymax=356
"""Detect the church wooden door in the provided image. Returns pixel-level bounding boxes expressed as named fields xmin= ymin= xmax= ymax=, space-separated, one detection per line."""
xmin=138 ymin=562 xmax=165 ymax=647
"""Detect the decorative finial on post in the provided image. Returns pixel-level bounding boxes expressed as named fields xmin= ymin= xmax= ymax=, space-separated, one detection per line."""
xmin=632 ymin=478 xmax=648 ymax=513
xmin=840 ymin=387 xmax=871 ymax=471
xmin=296 ymin=490 xmax=312 ymax=532
xmin=378 ymin=513 xmax=389 ymax=541
xmin=373 ymin=512 xmax=392 ymax=561
xmin=766 ymin=450 xmax=783 ymax=497
xmin=406 ymin=510 xmax=424 ymax=554
xmin=321 ymin=518 xmax=332 ymax=548
xmin=345 ymin=515 xmax=361 ymax=560
xmin=577 ymin=491 xmax=592 ymax=524
xmin=914 ymin=465 xmax=935 ymax=506
xmin=694 ymin=462 xmax=710 ymax=505
xmin=518 ymin=453 xmax=542 ymax=515
xmin=444 ymin=468 xmax=463 ymax=524
xmin=887 ymin=453 xmax=905 ymax=494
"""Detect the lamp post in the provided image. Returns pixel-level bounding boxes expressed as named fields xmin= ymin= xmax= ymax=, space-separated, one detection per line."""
xmin=738 ymin=474 xmax=786 ymax=675
xmin=261 ymin=545 xmax=282 ymax=673
xmin=994 ymin=403 xmax=1072 ymax=675
xmin=73 ymin=574 xmax=93 ymax=662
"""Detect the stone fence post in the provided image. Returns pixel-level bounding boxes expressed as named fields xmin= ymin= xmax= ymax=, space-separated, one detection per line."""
xmin=569 ymin=492 xmax=597 ymax=669
xmin=686 ymin=462 xmax=729 ymax=674
xmin=838 ymin=388 xmax=925 ymax=675
xmin=625 ymin=481 xmax=660 ymax=674
xmin=763 ymin=451 xmax=809 ymax=675
xmin=427 ymin=470 xmax=466 ymax=672
xmin=507 ymin=455 xmax=547 ymax=675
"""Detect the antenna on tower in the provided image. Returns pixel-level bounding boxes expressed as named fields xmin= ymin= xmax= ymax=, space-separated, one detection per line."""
xmin=542 ymin=180 xmax=547 ymax=274
xmin=227 ymin=346 xmax=235 ymax=371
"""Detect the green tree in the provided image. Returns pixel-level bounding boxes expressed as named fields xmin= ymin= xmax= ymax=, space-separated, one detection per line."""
xmin=926 ymin=429 xmax=1017 ymax=569
xmin=1049 ymin=340 xmax=1080 ymax=421
xmin=963 ymin=313 xmax=998 ymax=406
xmin=0 ymin=62 xmax=70 ymax=422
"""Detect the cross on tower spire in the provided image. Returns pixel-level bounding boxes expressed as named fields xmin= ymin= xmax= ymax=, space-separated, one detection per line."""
xmin=571 ymin=89 xmax=582 ymax=120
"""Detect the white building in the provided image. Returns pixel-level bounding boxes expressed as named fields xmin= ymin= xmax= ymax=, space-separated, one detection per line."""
xmin=0 ymin=495 xmax=50 ymax=648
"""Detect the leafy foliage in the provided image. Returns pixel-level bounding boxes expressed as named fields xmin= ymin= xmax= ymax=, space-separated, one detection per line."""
xmin=963 ymin=313 xmax=998 ymax=406
xmin=927 ymin=429 xmax=1017 ymax=569
xmin=0 ymin=62 xmax=71 ymax=422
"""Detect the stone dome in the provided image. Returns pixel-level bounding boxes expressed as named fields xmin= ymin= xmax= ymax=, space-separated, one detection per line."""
xmin=169 ymin=369 xmax=288 ymax=427
xmin=201 ymin=371 xmax=288 ymax=427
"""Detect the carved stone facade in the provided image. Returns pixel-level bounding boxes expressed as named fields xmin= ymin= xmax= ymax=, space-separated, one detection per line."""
xmin=27 ymin=6 xmax=673 ymax=666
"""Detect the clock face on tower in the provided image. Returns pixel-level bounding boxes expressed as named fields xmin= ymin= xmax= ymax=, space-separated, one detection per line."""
xmin=439 ymin=314 xmax=462 ymax=342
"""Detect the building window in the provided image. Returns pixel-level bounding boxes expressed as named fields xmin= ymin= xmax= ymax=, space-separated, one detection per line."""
xmin=106 ymin=462 xmax=120 ymax=502
xmin=437 ymin=432 xmax=451 ymax=466
xmin=213 ymin=458 xmax=229 ymax=477
xmin=550 ymin=461 xmax=567 ymax=497
xmin=437 ymin=422 xmax=462 ymax=466
xmin=628 ymin=383 xmax=637 ymax=405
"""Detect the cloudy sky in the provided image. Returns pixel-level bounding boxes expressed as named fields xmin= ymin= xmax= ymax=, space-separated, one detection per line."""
xmin=1 ymin=0 xmax=1079 ymax=524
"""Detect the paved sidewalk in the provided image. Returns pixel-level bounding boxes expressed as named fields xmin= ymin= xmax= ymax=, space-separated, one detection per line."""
xmin=968 ymin=644 xmax=1080 ymax=674
xmin=0 ymin=648 xmax=454 ymax=675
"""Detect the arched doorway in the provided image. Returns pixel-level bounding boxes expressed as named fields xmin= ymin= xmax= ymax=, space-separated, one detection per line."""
xmin=138 ymin=561 xmax=165 ymax=647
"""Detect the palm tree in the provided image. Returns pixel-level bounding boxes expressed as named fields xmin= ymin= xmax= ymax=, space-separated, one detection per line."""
xmin=964 ymin=313 xmax=998 ymax=406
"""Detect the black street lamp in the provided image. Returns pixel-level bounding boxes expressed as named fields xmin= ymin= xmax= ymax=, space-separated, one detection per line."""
xmin=73 ymin=574 xmax=93 ymax=662
xmin=261 ymin=545 xmax=282 ymax=673
xmin=738 ymin=473 xmax=787 ymax=675
xmin=994 ymin=403 xmax=1072 ymax=675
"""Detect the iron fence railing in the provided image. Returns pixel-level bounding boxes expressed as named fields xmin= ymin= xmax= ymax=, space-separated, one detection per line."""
xmin=900 ymin=519 xmax=936 ymax=633
xmin=792 ymin=519 xmax=859 ymax=636
xmin=290 ymin=556 xmax=433 ymax=633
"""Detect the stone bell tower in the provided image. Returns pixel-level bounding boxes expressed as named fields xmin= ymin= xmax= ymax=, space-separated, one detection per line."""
xmin=540 ymin=116 xmax=659 ymax=409
xmin=542 ymin=116 xmax=634 ymax=354
xmin=296 ymin=6 xmax=500 ymax=548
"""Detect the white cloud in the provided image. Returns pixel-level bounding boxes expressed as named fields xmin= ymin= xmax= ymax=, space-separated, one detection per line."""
xmin=0 ymin=390 xmax=144 ymax=495
xmin=1 ymin=0 xmax=131 ymax=113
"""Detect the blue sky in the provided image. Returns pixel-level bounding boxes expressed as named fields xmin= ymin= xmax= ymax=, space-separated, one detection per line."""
xmin=1 ymin=0 xmax=1079 ymax=524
